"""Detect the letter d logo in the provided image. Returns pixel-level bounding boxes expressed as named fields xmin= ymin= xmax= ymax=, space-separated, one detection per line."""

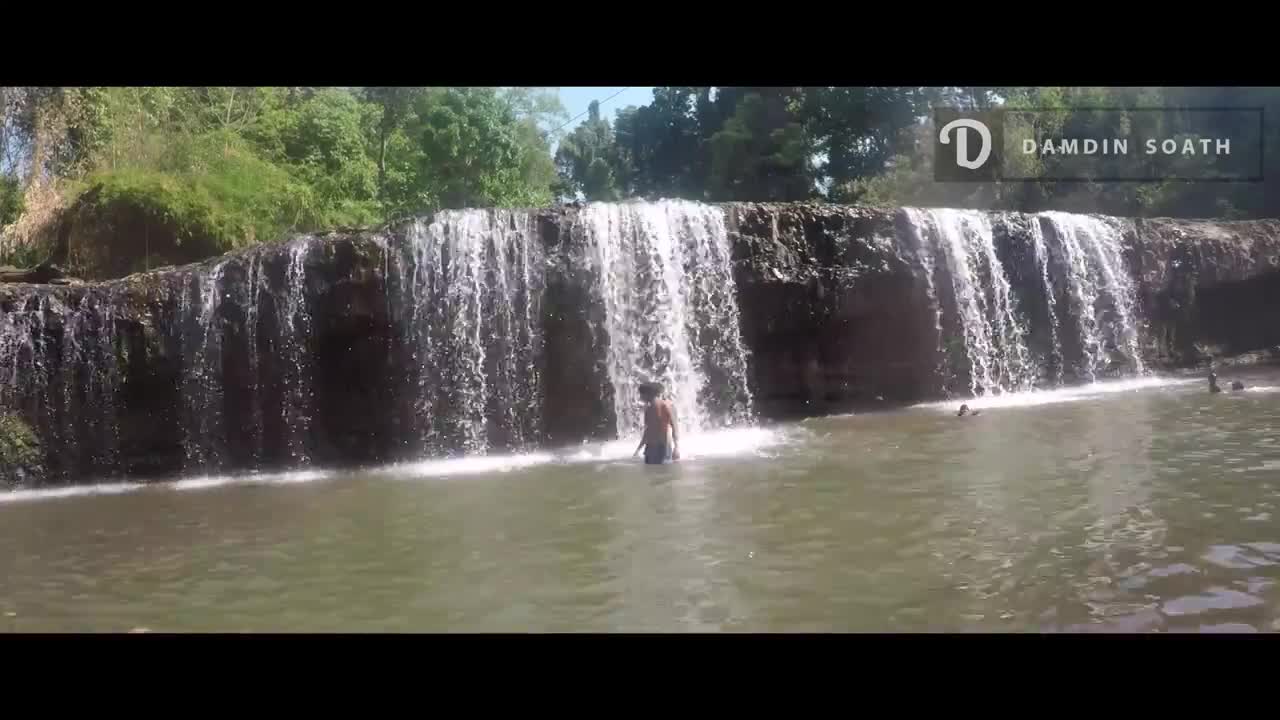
xmin=939 ymin=119 xmax=992 ymax=170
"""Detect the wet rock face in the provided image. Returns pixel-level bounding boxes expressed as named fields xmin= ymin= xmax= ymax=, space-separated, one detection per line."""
xmin=3 ymin=203 xmax=1280 ymax=486
xmin=1 ymin=234 xmax=393 ymax=484
xmin=725 ymin=204 xmax=942 ymax=418
xmin=1125 ymin=218 xmax=1280 ymax=364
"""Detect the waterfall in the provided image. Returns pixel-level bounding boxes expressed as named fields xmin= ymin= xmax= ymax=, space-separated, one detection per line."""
xmin=399 ymin=209 xmax=544 ymax=455
xmin=0 ymin=289 xmax=121 ymax=478
xmin=182 ymin=261 xmax=227 ymax=470
xmin=244 ymin=252 xmax=264 ymax=462
xmin=1039 ymin=212 xmax=1145 ymax=380
xmin=1030 ymin=218 xmax=1064 ymax=386
xmin=902 ymin=208 xmax=949 ymax=395
xmin=903 ymin=208 xmax=1148 ymax=397
xmin=579 ymin=200 xmax=753 ymax=437
xmin=279 ymin=237 xmax=316 ymax=464
xmin=908 ymin=208 xmax=1036 ymax=396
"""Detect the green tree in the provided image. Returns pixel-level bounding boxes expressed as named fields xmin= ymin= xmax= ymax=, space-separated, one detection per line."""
xmin=412 ymin=87 xmax=553 ymax=209
xmin=0 ymin=174 xmax=23 ymax=226
xmin=248 ymin=88 xmax=380 ymax=227
xmin=613 ymin=87 xmax=708 ymax=199
xmin=361 ymin=87 xmax=428 ymax=208
xmin=555 ymin=100 xmax=623 ymax=201
xmin=708 ymin=89 xmax=814 ymax=201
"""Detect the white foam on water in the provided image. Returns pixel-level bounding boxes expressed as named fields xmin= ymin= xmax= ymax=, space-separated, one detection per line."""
xmin=1244 ymin=386 xmax=1280 ymax=393
xmin=0 ymin=482 xmax=138 ymax=504
xmin=914 ymin=376 xmax=1194 ymax=413
xmin=2 ymin=428 xmax=783 ymax=502
xmin=565 ymin=426 xmax=781 ymax=463
xmin=0 ymin=469 xmax=338 ymax=504
xmin=371 ymin=452 xmax=557 ymax=480
xmin=376 ymin=426 xmax=783 ymax=480
xmin=171 ymin=469 xmax=335 ymax=491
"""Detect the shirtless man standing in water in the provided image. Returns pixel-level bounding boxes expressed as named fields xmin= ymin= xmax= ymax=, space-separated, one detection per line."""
xmin=633 ymin=382 xmax=680 ymax=464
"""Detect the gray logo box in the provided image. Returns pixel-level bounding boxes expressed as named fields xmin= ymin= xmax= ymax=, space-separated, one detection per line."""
xmin=934 ymin=107 xmax=1263 ymax=182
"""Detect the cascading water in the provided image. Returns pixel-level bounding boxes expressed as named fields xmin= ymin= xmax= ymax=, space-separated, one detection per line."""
xmin=1 ymin=200 xmax=1167 ymax=485
xmin=902 ymin=208 xmax=950 ymax=395
xmin=173 ymin=237 xmax=320 ymax=472
xmin=182 ymin=262 xmax=227 ymax=470
xmin=0 ymin=288 xmax=121 ymax=478
xmin=278 ymin=237 xmax=316 ymax=463
xmin=579 ymin=201 xmax=754 ymax=437
xmin=1030 ymin=218 xmax=1064 ymax=386
xmin=1039 ymin=212 xmax=1145 ymax=380
xmin=61 ymin=291 xmax=120 ymax=471
xmin=908 ymin=208 xmax=1036 ymax=396
xmin=244 ymin=252 xmax=264 ymax=462
xmin=398 ymin=209 xmax=544 ymax=455
xmin=904 ymin=207 xmax=1149 ymax=397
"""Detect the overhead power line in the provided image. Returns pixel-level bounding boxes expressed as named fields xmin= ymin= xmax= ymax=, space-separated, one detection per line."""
xmin=551 ymin=87 xmax=633 ymax=135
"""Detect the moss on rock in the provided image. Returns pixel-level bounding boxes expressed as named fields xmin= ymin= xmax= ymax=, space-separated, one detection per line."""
xmin=0 ymin=413 xmax=44 ymax=486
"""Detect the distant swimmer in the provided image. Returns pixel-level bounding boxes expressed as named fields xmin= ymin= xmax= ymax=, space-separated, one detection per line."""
xmin=957 ymin=403 xmax=981 ymax=417
xmin=1232 ymin=380 xmax=1246 ymax=391
xmin=633 ymin=382 xmax=680 ymax=464
xmin=1209 ymin=372 xmax=1223 ymax=394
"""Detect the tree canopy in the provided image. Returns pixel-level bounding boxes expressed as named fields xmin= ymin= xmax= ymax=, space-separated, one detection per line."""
xmin=3 ymin=85 xmax=1279 ymax=277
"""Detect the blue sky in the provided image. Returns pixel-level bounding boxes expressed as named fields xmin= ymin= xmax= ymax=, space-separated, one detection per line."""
xmin=557 ymin=87 xmax=654 ymax=128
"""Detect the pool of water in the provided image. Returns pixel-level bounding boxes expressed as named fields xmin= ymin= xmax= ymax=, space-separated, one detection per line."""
xmin=3 ymin=370 xmax=1280 ymax=632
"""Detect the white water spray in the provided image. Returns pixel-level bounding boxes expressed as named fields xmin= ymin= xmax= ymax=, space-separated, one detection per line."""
xmin=579 ymin=201 xmax=753 ymax=437
xmin=400 ymin=209 xmax=544 ymax=454
xmin=1030 ymin=217 xmax=1064 ymax=386
xmin=908 ymin=208 xmax=1036 ymax=395
xmin=1040 ymin=212 xmax=1145 ymax=380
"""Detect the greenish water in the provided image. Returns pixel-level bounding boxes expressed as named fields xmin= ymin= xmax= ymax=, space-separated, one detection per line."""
xmin=3 ymin=371 xmax=1280 ymax=632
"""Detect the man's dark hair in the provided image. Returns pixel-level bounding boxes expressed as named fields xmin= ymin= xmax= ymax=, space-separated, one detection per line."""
xmin=638 ymin=382 xmax=661 ymax=401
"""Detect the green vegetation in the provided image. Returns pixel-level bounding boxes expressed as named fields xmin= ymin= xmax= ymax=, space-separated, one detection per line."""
xmin=0 ymin=86 xmax=566 ymax=276
xmin=3 ymin=85 xmax=1280 ymax=277
xmin=557 ymin=86 xmax=1280 ymax=219
xmin=0 ymin=175 xmax=22 ymax=226
xmin=0 ymin=413 xmax=41 ymax=484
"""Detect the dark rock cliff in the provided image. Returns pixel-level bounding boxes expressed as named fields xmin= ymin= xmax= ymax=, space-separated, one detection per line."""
xmin=3 ymin=203 xmax=1279 ymax=486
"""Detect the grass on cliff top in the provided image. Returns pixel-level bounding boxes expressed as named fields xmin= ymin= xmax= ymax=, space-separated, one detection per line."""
xmin=72 ymin=130 xmax=380 ymax=255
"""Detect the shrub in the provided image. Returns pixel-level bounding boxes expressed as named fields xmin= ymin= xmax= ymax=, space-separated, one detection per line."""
xmin=0 ymin=175 xmax=24 ymax=228
xmin=0 ymin=413 xmax=42 ymax=485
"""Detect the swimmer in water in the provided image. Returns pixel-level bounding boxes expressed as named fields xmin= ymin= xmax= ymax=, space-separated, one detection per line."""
xmin=957 ymin=404 xmax=981 ymax=417
xmin=1209 ymin=372 xmax=1222 ymax=394
xmin=633 ymin=382 xmax=680 ymax=464
xmin=1232 ymin=380 xmax=1246 ymax=391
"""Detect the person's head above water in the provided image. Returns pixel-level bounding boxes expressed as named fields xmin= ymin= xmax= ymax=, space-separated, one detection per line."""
xmin=1209 ymin=371 xmax=1222 ymax=392
xmin=1232 ymin=380 xmax=1246 ymax=391
xmin=638 ymin=382 xmax=662 ymax=402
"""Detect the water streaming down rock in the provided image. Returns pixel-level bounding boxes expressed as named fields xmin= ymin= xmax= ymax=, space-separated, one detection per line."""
xmin=7 ymin=201 xmax=1274 ymax=487
xmin=579 ymin=201 xmax=754 ymax=436
xmin=244 ymin=252 xmax=265 ymax=462
xmin=278 ymin=237 xmax=317 ymax=464
xmin=902 ymin=208 xmax=1150 ymax=396
xmin=908 ymin=208 xmax=1037 ymax=396
xmin=172 ymin=238 xmax=322 ymax=472
xmin=397 ymin=210 xmax=544 ymax=455
xmin=901 ymin=208 xmax=950 ymax=395
xmin=182 ymin=262 xmax=227 ymax=470
xmin=0 ymin=288 xmax=122 ymax=479
xmin=1039 ymin=212 xmax=1146 ymax=380
xmin=1030 ymin=217 xmax=1065 ymax=386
